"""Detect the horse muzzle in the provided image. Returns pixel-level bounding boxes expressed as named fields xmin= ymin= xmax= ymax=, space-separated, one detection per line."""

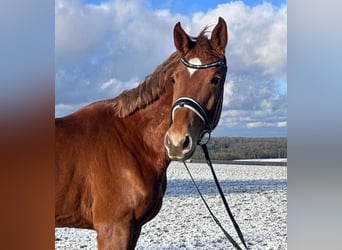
xmin=164 ymin=131 xmax=195 ymax=160
xmin=164 ymin=96 xmax=214 ymax=161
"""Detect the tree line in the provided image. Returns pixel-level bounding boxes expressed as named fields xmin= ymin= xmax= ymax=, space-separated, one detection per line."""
xmin=191 ymin=137 xmax=287 ymax=161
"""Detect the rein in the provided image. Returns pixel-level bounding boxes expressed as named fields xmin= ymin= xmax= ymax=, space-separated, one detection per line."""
xmin=175 ymin=57 xmax=248 ymax=249
xmin=182 ymin=144 xmax=248 ymax=250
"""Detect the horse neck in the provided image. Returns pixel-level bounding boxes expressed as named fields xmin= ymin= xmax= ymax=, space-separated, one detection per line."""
xmin=124 ymin=82 xmax=173 ymax=174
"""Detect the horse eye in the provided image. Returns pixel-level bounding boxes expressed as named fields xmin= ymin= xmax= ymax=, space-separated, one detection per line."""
xmin=170 ymin=76 xmax=175 ymax=84
xmin=210 ymin=76 xmax=220 ymax=85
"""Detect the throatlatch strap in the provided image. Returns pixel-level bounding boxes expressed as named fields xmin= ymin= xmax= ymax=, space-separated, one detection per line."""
xmin=182 ymin=144 xmax=248 ymax=250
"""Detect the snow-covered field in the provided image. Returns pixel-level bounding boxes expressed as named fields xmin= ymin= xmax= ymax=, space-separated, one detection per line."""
xmin=234 ymin=158 xmax=287 ymax=163
xmin=55 ymin=162 xmax=287 ymax=249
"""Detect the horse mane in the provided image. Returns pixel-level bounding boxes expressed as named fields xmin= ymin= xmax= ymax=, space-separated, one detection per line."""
xmin=110 ymin=27 xmax=214 ymax=118
xmin=109 ymin=52 xmax=180 ymax=118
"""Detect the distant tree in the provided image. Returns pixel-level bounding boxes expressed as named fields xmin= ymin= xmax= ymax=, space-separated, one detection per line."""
xmin=191 ymin=137 xmax=287 ymax=162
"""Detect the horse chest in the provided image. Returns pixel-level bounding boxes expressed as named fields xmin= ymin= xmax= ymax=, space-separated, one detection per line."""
xmin=133 ymin=176 xmax=167 ymax=225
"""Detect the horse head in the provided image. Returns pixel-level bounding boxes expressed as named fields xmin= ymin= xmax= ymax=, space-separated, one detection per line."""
xmin=164 ymin=17 xmax=228 ymax=160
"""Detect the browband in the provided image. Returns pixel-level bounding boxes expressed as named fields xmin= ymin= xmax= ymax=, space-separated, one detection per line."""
xmin=181 ymin=57 xmax=226 ymax=69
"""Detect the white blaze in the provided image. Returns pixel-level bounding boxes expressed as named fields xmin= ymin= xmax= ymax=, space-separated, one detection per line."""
xmin=187 ymin=58 xmax=202 ymax=76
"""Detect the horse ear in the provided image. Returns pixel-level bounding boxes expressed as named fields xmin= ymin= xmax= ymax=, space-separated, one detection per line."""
xmin=210 ymin=17 xmax=228 ymax=54
xmin=173 ymin=22 xmax=193 ymax=54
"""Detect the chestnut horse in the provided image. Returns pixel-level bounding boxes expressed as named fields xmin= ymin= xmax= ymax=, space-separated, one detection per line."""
xmin=56 ymin=17 xmax=228 ymax=249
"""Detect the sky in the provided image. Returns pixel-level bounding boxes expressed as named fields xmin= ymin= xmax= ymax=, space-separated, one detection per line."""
xmin=55 ymin=0 xmax=287 ymax=137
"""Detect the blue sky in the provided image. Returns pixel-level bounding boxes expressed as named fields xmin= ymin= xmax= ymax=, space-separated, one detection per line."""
xmin=56 ymin=0 xmax=287 ymax=137
xmin=84 ymin=0 xmax=286 ymax=11
xmin=83 ymin=0 xmax=286 ymax=18
xmin=149 ymin=0 xmax=285 ymax=14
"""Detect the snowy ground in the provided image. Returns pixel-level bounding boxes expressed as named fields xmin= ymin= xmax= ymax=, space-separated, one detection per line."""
xmin=234 ymin=158 xmax=287 ymax=163
xmin=55 ymin=162 xmax=287 ymax=249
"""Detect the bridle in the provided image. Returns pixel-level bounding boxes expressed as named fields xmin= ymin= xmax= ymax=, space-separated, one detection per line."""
xmin=171 ymin=57 xmax=249 ymax=249
xmin=170 ymin=56 xmax=227 ymax=144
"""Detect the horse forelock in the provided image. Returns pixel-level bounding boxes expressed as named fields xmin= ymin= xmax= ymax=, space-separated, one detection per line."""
xmin=189 ymin=27 xmax=224 ymax=60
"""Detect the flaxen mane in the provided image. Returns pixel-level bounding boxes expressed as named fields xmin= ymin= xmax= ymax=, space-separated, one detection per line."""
xmin=110 ymin=27 xmax=216 ymax=118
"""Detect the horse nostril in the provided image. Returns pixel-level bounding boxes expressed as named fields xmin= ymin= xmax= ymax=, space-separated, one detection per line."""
xmin=165 ymin=133 xmax=171 ymax=147
xmin=182 ymin=135 xmax=191 ymax=150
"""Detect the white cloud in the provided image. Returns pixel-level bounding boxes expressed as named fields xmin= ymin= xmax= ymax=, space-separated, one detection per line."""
xmin=277 ymin=121 xmax=287 ymax=128
xmin=246 ymin=122 xmax=266 ymax=129
xmin=55 ymin=103 xmax=88 ymax=117
xmin=55 ymin=0 xmax=287 ymax=136
xmin=223 ymin=79 xmax=234 ymax=107
xmin=190 ymin=1 xmax=287 ymax=76
xmin=55 ymin=0 xmax=183 ymax=106
xmin=246 ymin=121 xmax=287 ymax=129
xmin=99 ymin=77 xmax=139 ymax=95
xmin=55 ymin=0 xmax=113 ymax=64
